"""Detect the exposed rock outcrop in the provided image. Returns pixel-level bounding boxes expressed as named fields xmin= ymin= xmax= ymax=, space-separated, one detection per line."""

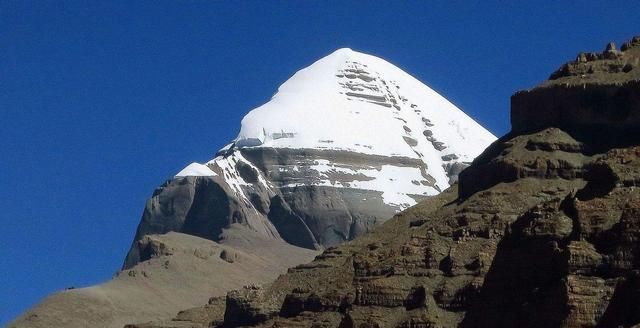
xmin=512 ymin=37 xmax=640 ymax=148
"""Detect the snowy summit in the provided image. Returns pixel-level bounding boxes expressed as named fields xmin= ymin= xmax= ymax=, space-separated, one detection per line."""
xmin=176 ymin=48 xmax=496 ymax=209
xmin=237 ymin=48 xmax=494 ymax=159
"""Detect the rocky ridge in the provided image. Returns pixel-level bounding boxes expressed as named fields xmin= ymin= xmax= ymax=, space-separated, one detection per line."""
xmin=169 ymin=35 xmax=640 ymax=327
xmin=512 ymin=38 xmax=640 ymax=148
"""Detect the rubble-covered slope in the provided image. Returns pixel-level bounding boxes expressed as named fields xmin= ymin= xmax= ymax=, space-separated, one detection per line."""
xmin=203 ymin=35 xmax=640 ymax=328
xmin=9 ymin=230 xmax=317 ymax=328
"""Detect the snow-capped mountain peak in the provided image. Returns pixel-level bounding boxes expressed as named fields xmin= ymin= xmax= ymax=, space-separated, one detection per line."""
xmin=175 ymin=48 xmax=495 ymax=217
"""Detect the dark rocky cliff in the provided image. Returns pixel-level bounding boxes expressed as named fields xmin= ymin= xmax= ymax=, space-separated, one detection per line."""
xmin=511 ymin=37 xmax=640 ymax=149
xmin=123 ymin=148 xmax=428 ymax=269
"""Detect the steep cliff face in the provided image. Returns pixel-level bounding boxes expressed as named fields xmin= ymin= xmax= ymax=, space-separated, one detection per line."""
xmin=511 ymin=37 xmax=640 ymax=149
xmin=123 ymin=48 xmax=496 ymax=269
xmin=201 ymin=35 xmax=640 ymax=328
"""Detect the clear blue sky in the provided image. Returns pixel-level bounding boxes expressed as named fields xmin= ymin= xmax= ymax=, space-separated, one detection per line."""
xmin=1 ymin=1 xmax=639 ymax=324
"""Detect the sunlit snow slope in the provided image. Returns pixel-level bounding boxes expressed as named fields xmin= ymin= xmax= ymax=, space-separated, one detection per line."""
xmin=238 ymin=48 xmax=493 ymax=161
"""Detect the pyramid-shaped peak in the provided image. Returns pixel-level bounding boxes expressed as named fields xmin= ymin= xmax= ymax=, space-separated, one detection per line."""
xmin=308 ymin=47 xmax=399 ymax=72
xmin=322 ymin=47 xmax=382 ymax=60
xmin=328 ymin=47 xmax=355 ymax=55
xmin=262 ymin=48 xmax=415 ymax=104
xmin=229 ymin=48 xmax=495 ymax=192
xmin=321 ymin=47 xmax=367 ymax=59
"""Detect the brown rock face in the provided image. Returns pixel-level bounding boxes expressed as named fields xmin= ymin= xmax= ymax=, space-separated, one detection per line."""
xmin=187 ymin=35 xmax=640 ymax=328
xmin=511 ymin=36 xmax=640 ymax=150
xmin=511 ymin=82 xmax=640 ymax=150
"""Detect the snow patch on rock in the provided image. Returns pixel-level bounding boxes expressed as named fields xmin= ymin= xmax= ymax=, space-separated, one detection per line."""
xmin=175 ymin=163 xmax=216 ymax=177
xmin=309 ymin=159 xmax=436 ymax=209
